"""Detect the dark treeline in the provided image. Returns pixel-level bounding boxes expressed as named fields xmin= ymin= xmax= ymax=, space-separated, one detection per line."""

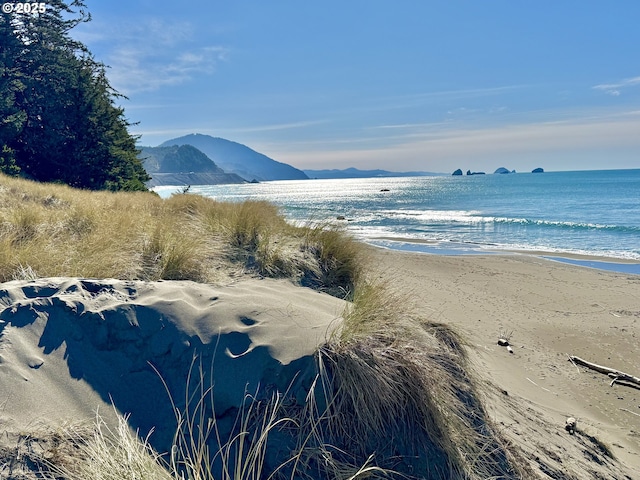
xmin=0 ymin=0 xmax=149 ymax=190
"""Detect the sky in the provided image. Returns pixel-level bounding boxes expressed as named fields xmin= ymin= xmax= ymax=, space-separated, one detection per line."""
xmin=73 ymin=1 xmax=640 ymax=173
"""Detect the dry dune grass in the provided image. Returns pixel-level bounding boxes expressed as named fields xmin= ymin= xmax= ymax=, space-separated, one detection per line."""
xmin=312 ymin=283 xmax=530 ymax=479
xmin=0 ymin=174 xmax=562 ymax=479
xmin=0 ymin=174 xmax=361 ymax=295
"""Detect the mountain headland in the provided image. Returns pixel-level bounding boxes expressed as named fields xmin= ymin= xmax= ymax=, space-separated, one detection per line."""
xmin=140 ymin=144 xmax=246 ymax=187
xmin=160 ymin=134 xmax=308 ymax=182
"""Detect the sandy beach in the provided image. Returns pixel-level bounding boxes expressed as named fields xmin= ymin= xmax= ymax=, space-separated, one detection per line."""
xmin=369 ymin=246 xmax=640 ymax=476
xmin=2 ymin=243 xmax=640 ymax=478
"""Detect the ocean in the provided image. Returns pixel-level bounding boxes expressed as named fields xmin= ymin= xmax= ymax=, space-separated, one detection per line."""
xmin=155 ymin=169 xmax=640 ymax=271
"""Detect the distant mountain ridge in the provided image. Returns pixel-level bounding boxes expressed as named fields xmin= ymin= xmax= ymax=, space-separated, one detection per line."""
xmin=160 ymin=134 xmax=308 ymax=182
xmin=304 ymin=167 xmax=445 ymax=179
xmin=139 ymin=144 xmax=246 ymax=187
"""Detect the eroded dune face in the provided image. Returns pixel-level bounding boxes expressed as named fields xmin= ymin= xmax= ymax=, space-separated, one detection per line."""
xmin=0 ymin=277 xmax=344 ymax=456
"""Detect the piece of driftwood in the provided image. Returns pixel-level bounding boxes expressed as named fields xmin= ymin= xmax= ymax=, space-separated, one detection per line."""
xmin=568 ymin=356 xmax=640 ymax=387
xmin=620 ymin=408 xmax=640 ymax=418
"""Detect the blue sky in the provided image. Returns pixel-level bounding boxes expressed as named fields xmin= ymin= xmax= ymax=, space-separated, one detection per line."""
xmin=75 ymin=1 xmax=640 ymax=173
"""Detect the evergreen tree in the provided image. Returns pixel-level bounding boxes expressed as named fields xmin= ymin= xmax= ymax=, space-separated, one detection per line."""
xmin=0 ymin=11 xmax=26 ymax=175
xmin=0 ymin=1 xmax=150 ymax=190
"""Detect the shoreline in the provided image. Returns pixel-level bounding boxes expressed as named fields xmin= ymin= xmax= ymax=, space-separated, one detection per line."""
xmin=367 ymin=236 xmax=640 ymax=275
xmin=368 ymin=247 xmax=640 ymax=473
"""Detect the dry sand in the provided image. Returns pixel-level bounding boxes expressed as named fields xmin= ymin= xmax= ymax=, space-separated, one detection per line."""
xmin=0 ymin=277 xmax=345 ymax=475
xmin=369 ymin=246 xmax=640 ymax=478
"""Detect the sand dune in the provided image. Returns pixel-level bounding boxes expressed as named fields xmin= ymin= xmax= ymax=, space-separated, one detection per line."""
xmin=0 ymin=277 xmax=344 ymax=463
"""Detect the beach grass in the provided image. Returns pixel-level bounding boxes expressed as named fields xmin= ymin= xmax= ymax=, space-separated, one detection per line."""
xmin=0 ymin=174 xmax=360 ymax=295
xmin=0 ymin=174 xmax=529 ymax=479
xmin=313 ymin=278 xmax=526 ymax=479
xmin=36 ymin=358 xmax=389 ymax=480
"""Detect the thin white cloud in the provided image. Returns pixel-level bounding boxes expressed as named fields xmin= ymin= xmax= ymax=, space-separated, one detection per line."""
xmin=108 ymin=44 xmax=228 ymax=94
xmin=377 ymin=85 xmax=527 ymax=104
xmin=132 ymin=120 xmax=327 ymax=145
xmin=74 ymin=18 xmax=194 ymax=48
xmin=313 ymin=85 xmax=530 ymax=118
xmin=593 ymin=76 xmax=640 ymax=96
xmin=140 ymin=19 xmax=194 ymax=46
xmin=370 ymin=122 xmax=450 ymax=130
xmin=75 ymin=19 xmax=229 ymax=94
xmin=225 ymin=120 xmax=328 ymax=133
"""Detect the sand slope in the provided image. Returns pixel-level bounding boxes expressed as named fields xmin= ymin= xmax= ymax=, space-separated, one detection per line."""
xmin=371 ymin=247 xmax=640 ymax=478
xmin=0 ymin=277 xmax=344 ymax=462
xmin=2 ymin=251 xmax=639 ymax=479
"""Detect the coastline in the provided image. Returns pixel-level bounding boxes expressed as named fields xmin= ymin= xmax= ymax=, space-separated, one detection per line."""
xmin=368 ymin=245 xmax=640 ymax=473
xmin=368 ymin=236 xmax=640 ymax=274
xmin=184 ymin=171 xmax=640 ymax=268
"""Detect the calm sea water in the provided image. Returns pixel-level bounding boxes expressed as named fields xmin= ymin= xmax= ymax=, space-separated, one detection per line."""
xmin=156 ymin=169 xmax=640 ymax=262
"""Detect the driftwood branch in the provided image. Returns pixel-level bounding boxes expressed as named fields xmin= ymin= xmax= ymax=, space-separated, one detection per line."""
xmin=620 ymin=408 xmax=640 ymax=418
xmin=568 ymin=356 xmax=640 ymax=387
xmin=567 ymin=354 xmax=581 ymax=373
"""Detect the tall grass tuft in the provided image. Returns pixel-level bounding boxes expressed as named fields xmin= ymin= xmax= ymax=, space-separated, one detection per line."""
xmin=141 ymin=225 xmax=206 ymax=281
xmin=300 ymin=225 xmax=363 ymax=298
xmin=50 ymin=412 xmax=174 ymax=480
xmin=311 ymin=280 xmax=522 ymax=479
